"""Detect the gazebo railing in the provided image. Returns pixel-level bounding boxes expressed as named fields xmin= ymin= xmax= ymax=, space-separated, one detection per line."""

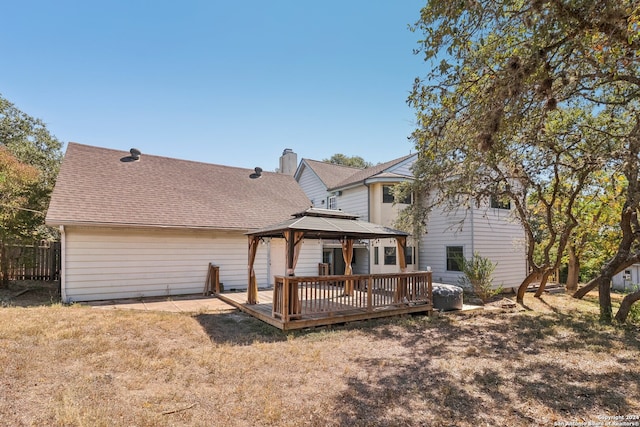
xmin=272 ymin=271 xmax=432 ymax=322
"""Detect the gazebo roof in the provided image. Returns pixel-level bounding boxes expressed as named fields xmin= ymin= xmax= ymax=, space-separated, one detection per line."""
xmin=246 ymin=208 xmax=409 ymax=240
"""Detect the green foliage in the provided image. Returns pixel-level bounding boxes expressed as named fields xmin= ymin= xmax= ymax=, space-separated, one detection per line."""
xmin=457 ymin=252 xmax=501 ymax=303
xmin=323 ymin=153 xmax=373 ymax=169
xmin=407 ymin=0 xmax=640 ymax=320
xmin=628 ymin=301 xmax=640 ymax=324
xmin=0 ymin=94 xmax=63 ymax=284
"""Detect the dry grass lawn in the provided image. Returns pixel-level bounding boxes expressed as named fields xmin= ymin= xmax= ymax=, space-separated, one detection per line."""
xmin=1 ymin=283 xmax=639 ymax=426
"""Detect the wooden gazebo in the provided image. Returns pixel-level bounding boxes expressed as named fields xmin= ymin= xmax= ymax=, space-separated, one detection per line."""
xmin=218 ymin=208 xmax=433 ymax=330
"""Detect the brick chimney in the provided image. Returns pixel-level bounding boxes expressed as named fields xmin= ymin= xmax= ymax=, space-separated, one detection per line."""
xmin=279 ymin=148 xmax=297 ymax=175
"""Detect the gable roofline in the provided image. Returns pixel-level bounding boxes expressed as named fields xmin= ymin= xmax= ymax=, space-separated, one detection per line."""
xmin=295 ymin=158 xmax=363 ymax=189
xmin=327 ymin=153 xmax=417 ymax=191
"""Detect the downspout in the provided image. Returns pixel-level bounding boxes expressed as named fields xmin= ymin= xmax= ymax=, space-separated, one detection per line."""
xmin=469 ymin=204 xmax=475 ymax=258
xmin=365 ymin=181 xmax=371 ymax=274
xmin=60 ymin=225 xmax=67 ymax=303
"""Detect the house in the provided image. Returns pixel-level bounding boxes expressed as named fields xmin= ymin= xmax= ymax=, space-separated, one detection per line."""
xmin=295 ymin=155 xmax=417 ymax=277
xmin=613 ymin=265 xmax=640 ymax=292
xmin=47 ymin=143 xmax=526 ymax=303
xmin=294 ymin=154 xmax=527 ymax=290
xmin=46 ymin=143 xmax=320 ymax=302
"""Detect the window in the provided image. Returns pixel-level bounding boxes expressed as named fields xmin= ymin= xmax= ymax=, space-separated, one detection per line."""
xmin=490 ymin=196 xmax=511 ymax=210
xmin=383 ymin=186 xmax=395 ymax=203
xmin=374 ymin=246 xmax=379 ymax=265
xmin=446 ymin=246 xmax=464 ymax=271
xmin=384 ymin=247 xmax=396 ymax=265
xmin=382 ymin=185 xmax=412 ymax=204
xmin=405 ymin=246 xmax=414 ymax=265
xmin=327 ymin=196 xmax=337 ymax=210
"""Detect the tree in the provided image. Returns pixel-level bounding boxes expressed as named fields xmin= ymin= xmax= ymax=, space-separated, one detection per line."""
xmin=407 ymin=1 xmax=640 ymax=322
xmin=323 ymin=154 xmax=373 ymax=168
xmin=0 ymin=147 xmax=40 ymax=285
xmin=564 ymin=171 xmax=623 ymax=291
xmin=0 ymin=94 xmax=63 ymax=286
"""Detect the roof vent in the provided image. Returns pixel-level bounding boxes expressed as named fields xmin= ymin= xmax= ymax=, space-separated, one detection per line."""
xmin=250 ymin=167 xmax=263 ymax=179
xmin=130 ymin=148 xmax=141 ymax=160
xmin=120 ymin=148 xmax=142 ymax=163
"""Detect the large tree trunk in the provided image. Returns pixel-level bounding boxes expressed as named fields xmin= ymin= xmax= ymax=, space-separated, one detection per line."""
xmin=534 ymin=270 xmax=552 ymax=298
xmin=566 ymin=245 xmax=579 ymax=292
xmin=573 ymin=277 xmax=598 ymax=299
xmin=572 ymin=274 xmax=613 ymax=321
xmin=574 ymin=257 xmax=640 ymax=299
xmin=615 ymin=289 xmax=640 ymax=323
xmin=516 ymin=270 xmax=542 ymax=304
xmin=599 ymin=278 xmax=613 ymax=323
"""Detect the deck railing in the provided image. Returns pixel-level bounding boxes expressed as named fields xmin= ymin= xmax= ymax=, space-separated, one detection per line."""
xmin=272 ymin=271 xmax=432 ymax=322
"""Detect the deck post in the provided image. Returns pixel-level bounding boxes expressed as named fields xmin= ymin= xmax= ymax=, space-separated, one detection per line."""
xmin=283 ymin=276 xmax=289 ymax=323
xmin=367 ymin=275 xmax=373 ymax=312
xmin=427 ymin=271 xmax=433 ymax=312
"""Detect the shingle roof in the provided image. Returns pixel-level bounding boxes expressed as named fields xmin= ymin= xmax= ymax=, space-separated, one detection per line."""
xmin=46 ymin=143 xmax=312 ymax=230
xmin=329 ymin=154 xmax=415 ymax=190
xmin=299 ymin=159 xmax=362 ymax=189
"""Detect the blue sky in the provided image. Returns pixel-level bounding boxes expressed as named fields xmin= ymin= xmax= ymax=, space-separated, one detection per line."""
xmin=1 ymin=1 xmax=427 ymax=171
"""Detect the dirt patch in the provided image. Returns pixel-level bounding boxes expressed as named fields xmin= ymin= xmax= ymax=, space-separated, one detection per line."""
xmin=0 ymin=280 xmax=60 ymax=307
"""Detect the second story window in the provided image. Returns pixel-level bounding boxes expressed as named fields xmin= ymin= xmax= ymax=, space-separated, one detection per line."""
xmin=327 ymin=196 xmax=337 ymax=210
xmin=383 ymin=185 xmax=412 ymax=204
xmin=490 ymin=196 xmax=511 ymax=210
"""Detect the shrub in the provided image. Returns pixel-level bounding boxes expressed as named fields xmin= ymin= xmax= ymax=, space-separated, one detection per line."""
xmin=457 ymin=252 xmax=502 ymax=303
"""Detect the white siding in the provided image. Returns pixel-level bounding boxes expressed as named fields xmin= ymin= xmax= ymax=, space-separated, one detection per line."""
xmin=471 ymin=205 xmax=527 ymax=289
xmin=612 ymin=264 xmax=640 ymax=291
xmin=336 ymin=186 xmax=369 ymax=219
xmin=419 ymin=206 xmax=472 ymax=285
xmin=63 ymin=227 xmax=259 ymax=302
xmin=419 ymin=203 xmax=527 ymax=290
xmin=297 ymin=165 xmax=328 ymax=208
xmin=386 ymin=155 xmax=416 ymax=177
xmin=62 ymin=226 xmax=324 ymax=302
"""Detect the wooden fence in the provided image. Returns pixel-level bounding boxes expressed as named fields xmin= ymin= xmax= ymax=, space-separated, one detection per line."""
xmin=1 ymin=241 xmax=61 ymax=281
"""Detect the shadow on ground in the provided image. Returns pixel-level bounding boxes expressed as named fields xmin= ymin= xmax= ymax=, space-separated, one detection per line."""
xmin=328 ymin=297 xmax=640 ymax=426
xmin=194 ymin=311 xmax=288 ymax=345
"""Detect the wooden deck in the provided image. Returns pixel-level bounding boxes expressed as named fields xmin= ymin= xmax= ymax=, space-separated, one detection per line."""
xmin=216 ymin=272 xmax=433 ymax=330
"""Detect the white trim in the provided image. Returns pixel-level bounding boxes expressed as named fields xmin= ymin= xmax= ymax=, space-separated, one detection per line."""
xmin=46 ymin=220 xmax=252 ymax=233
xmin=60 ymin=225 xmax=67 ymax=303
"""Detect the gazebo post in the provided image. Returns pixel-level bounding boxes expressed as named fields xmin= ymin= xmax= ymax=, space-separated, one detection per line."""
xmin=286 ymin=230 xmax=295 ymax=276
xmin=247 ymin=236 xmax=260 ymax=304
xmin=342 ymin=238 xmax=354 ymax=295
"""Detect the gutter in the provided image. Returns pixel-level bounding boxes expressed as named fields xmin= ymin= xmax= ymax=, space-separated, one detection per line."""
xmin=46 ymin=220 xmax=254 ymax=233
